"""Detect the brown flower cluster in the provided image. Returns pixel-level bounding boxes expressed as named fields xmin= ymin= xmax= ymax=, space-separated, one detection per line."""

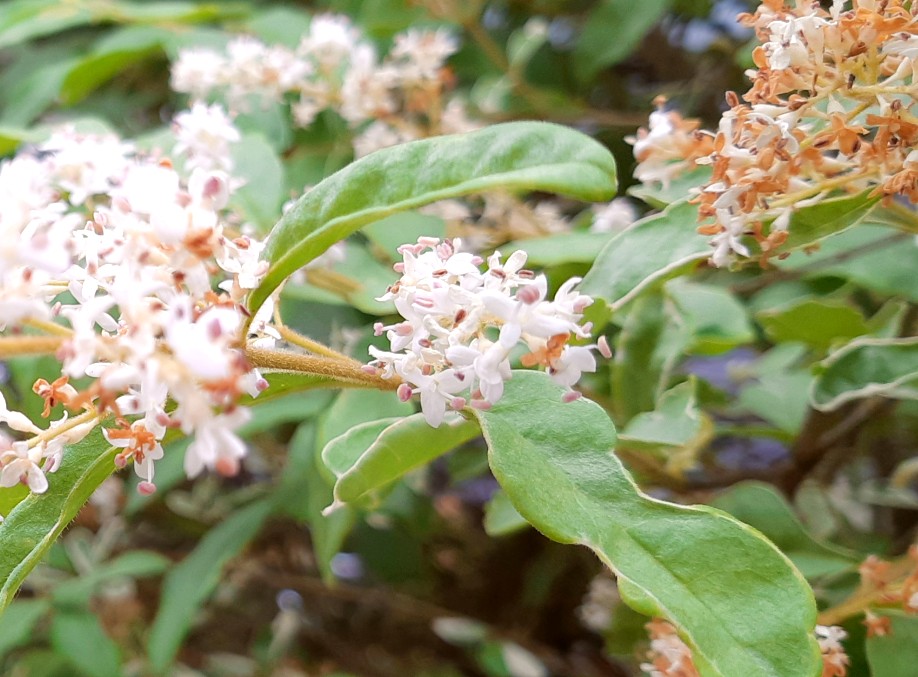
xmin=632 ymin=0 xmax=918 ymax=267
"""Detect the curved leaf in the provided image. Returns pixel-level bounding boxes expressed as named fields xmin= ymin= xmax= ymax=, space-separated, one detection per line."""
xmin=326 ymin=412 xmax=480 ymax=504
xmin=811 ymin=337 xmax=918 ymax=411
xmin=247 ymin=122 xmax=618 ymax=321
xmin=473 ymin=371 xmax=820 ymax=677
xmin=581 ymin=200 xmax=709 ymax=310
xmin=0 ymin=429 xmax=116 ymax=613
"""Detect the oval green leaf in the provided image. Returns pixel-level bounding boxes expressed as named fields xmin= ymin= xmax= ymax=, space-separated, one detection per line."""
xmin=473 ymin=371 xmax=820 ymax=677
xmin=581 ymin=200 xmax=709 ymax=310
xmin=326 ymin=412 xmax=480 ymax=504
xmin=246 ymin=121 xmax=618 ymax=322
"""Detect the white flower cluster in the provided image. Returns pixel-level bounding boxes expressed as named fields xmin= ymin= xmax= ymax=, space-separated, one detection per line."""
xmin=365 ymin=238 xmax=610 ymax=427
xmin=0 ymin=108 xmax=272 ymax=497
xmin=171 ymin=16 xmax=473 ymax=157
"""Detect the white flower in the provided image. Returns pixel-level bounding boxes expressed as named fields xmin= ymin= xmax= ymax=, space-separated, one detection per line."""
xmin=173 ymin=103 xmax=240 ymax=172
xmin=367 ymin=238 xmax=607 ymax=426
xmin=0 ymin=442 xmax=48 ymax=493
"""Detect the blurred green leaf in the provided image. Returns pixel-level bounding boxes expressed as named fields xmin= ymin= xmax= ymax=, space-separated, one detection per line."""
xmin=52 ymin=550 xmax=170 ymax=607
xmin=0 ymin=430 xmax=116 ymax=613
xmin=573 ymin=0 xmax=672 ymax=81
xmin=475 ymin=371 xmax=820 ymax=677
xmin=50 ymin=610 xmax=121 ymax=677
xmin=248 ymin=122 xmax=618 ymax=321
xmin=668 ymin=280 xmax=754 ymax=355
xmin=147 ymin=498 xmax=274 ymax=674
xmin=230 ymin=132 xmax=286 ymax=232
xmin=757 ymin=299 xmax=870 ymax=352
xmin=866 ymin=611 xmax=918 ymax=677
xmin=738 ymin=371 xmax=811 ymax=435
xmin=503 ymin=231 xmax=612 ymax=267
xmin=777 ymin=225 xmax=918 ymax=301
xmin=711 ymin=482 xmax=857 ymax=579
xmin=811 ymin=338 xmax=918 ymax=411
xmin=59 ymin=25 xmax=170 ymax=105
xmin=619 ymin=379 xmax=712 ymax=473
xmin=628 ymin=167 xmax=712 ymax=209
xmin=326 ymin=413 xmax=479 ymax=504
xmin=362 ymin=212 xmax=446 ymax=257
xmin=775 ymin=191 xmax=878 ymax=253
xmin=581 ymin=201 xmax=709 ymax=310
xmin=0 ymin=599 xmax=50 ymax=656
xmin=483 ymin=489 xmax=529 ymax=537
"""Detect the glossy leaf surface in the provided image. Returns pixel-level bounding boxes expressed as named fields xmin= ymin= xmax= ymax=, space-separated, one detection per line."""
xmin=474 ymin=371 xmax=820 ymax=677
xmin=248 ymin=122 xmax=617 ymax=320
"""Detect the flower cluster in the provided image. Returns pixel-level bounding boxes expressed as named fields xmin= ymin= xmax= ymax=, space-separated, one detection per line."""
xmin=172 ymin=16 xmax=475 ymax=158
xmin=365 ymin=237 xmax=610 ymax=427
xmin=171 ymin=15 xmax=575 ymax=251
xmin=816 ymin=625 xmax=849 ymax=677
xmin=632 ymin=0 xmax=918 ymax=267
xmin=0 ymin=108 xmax=271 ymax=498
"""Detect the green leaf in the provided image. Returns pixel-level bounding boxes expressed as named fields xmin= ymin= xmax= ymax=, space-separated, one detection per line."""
xmin=147 ymin=498 xmax=273 ymax=674
xmin=502 ymin=231 xmax=612 ymax=267
xmin=866 ymin=611 xmax=918 ymax=677
xmin=612 ymin=291 xmax=688 ymax=421
xmin=0 ymin=429 xmax=116 ymax=613
xmin=483 ymin=489 xmax=529 ymax=537
xmin=581 ymin=201 xmax=709 ymax=310
xmin=777 ymin=225 xmax=918 ymax=302
xmin=59 ymin=26 xmax=169 ymax=105
xmin=302 ymin=390 xmax=413 ymax=582
xmin=247 ymin=122 xmax=617 ymax=321
xmin=52 ymin=550 xmax=170 ymax=607
xmin=619 ymin=379 xmax=713 ymax=474
xmin=50 ymin=610 xmax=121 ymax=677
xmin=473 ymin=371 xmax=820 ymax=677
xmin=757 ymin=299 xmax=870 ymax=352
xmin=628 ymin=166 xmax=712 ymax=209
xmin=811 ymin=337 xmax=918 ymax=411
xmin=774 ymin=191 xmax=879 ymax=253
xmin=738 ymin=371 xmax=811 ymax=435
xmin=229 ymin=132 xmax=285 ymax=232
xmin=0 ymin=1 xmax=93 ymax=49
xmin=710 ymin=482 xmax=857 ymax=579
xmin=325 ymin=413 xmax=480 ymax=504
xmin=667 ymin=280 xmax=754 ymax=355
xmin=572 ymin=0 xmax=672 ymax=81
xmin=0 ymin=599 xmax=49 ymax=656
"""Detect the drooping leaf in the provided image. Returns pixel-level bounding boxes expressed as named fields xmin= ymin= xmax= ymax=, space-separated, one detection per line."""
xmin=247 ymin=122 xmax=617 ymax=321
xmin=710 ymin=482 xmax=857 ymax=579
xmin=811 ymin=337 xmax=918 ymax=411
xmin=325 ymin=412 xmax=480 ymax=504
xmin=474 ymin=371 xmax=820 ymax=677
xmin=146 ymin=498 xmax=274 ymax=674
xmin=581 ymin=201 xmax=709 ymax=310
xmin=0 ymin=429 xmax=116 ymax=613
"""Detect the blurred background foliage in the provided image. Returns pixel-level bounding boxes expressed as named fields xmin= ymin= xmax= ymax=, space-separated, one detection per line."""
xmin=0 ymin=1 xmax=916 ymax=676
